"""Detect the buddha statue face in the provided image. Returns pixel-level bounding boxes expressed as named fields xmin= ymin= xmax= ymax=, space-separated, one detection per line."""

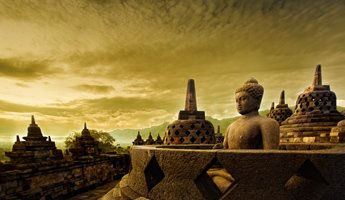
xmin=235 ymin=78 xmax=263 ymax=115
xmin=235 ymin=91 xmax=260 ymax=115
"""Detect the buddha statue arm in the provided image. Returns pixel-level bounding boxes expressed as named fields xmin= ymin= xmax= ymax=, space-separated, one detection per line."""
xmin=261 ymin=119 xmax=280 ymax=149
xmin=223 ymin=126 xmax=231 ymax=149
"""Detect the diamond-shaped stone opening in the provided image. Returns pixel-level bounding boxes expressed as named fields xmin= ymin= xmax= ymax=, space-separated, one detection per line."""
xmin=285 ymin=159 xmax=329 ymax=200
xmin=190 ymin=136 xmax=196 ymax=143
xmin=185 ymin=130 xmax=191 ymax=136
xmin=144 ymin=155 xmax=165 ymax=192
xmin=195 ymin=158 xmax=236 ymax=200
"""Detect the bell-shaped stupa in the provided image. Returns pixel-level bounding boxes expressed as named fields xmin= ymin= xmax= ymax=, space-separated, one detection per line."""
xmin=280 ymin=65 xmax=344 ymax=143
xmin=268 ymin=90 xmax=293 ymax=125
xmin=164 ymin=79 xmax=215 ymax=144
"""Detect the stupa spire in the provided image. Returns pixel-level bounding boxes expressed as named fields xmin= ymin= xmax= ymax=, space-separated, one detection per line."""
xmin=31 ymin=115 xmax=36 ymax=125
xmin=217 ymin=125 xmax=220 ymax=133
xmin=279 ymin=90 xmax=285 ymax=105
xmin=81 ymin=122 xmax=91 ymax=137
xmin=313 ymin=64 xmax=322 ymax=86
xmin=185 ymin=79 xmax=197 ymax=112
xmin=16 ymin=135 xmax=20 ymax=142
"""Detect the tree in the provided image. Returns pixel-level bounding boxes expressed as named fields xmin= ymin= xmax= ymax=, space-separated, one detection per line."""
xmin=64 ymin=130 xmax=116 ymax=153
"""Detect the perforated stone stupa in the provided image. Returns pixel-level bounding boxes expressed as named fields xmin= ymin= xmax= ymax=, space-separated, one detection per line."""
xmin=268 ymin=90 xmax=293 ymax=125
xmin=132 ymin=131 xmax=144 ymax=145
xmin=164 ymin=79 xmax=215 ymax=144
xmin=214 ymin=125 xmax=224 ymax=144
xmin=155 ymin=134 xmax=163 ymax=145
xmin=280 ymin=65 xmax=344 ymax=143
xmin=5 ymin=116 xmax=63 ymax=164
xmin=145 ymin=132 xmax=155 ymax=145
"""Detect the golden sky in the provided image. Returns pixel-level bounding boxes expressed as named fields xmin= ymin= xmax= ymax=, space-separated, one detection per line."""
xmin=1 ymin=0 xmax=345 ymax=139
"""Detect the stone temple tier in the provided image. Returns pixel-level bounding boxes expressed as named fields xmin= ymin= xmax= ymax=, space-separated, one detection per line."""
xmin=5 ymin=116 xmax=63 ymax=164
xmin=69 ymin=123 xmax=100 ymax=159
xmin=164 ymin=79 xmax=215 ymax=144
xmin=268 ymin=90 xmax=293 ymax=125
xmin=280 ymin=65 xmax=345 ymax=143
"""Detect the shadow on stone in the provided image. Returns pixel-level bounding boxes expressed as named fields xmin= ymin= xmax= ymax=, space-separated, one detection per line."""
xmin=285 ymin=159 xmax=329 ymax=200
xmin=144 ymin=156 xmax=165 ymax=192
xmin=195 ymin=158 xmax=236 ymax=200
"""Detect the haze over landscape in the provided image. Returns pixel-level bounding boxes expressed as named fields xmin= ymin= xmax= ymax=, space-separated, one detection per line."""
xmin=1 ymin=0 xmax=345 ymax=144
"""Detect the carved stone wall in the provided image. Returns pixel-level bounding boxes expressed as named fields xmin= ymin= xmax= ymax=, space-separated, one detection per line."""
xmin=103 ymin=145 xmax=345 ymax=200
xmin=0 ymin=154 xmax=129 ymax=200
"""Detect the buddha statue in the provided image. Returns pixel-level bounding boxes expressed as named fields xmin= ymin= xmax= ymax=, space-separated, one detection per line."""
xmin=223 ymin=78 xmax=280 ymax=149
xmin=210 ymin=78 xmax=280 ymax=193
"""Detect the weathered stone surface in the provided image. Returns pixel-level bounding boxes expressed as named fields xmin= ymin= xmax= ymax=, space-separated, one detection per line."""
xmin=218 ymin=150 xmax=306 ymax=200
xmin=164 ymin=120 xmax=215 ymax=144
xmin=0 ymin=155 xmax=129 ymax=200
xmin=114 ymin=145 xmax=345 ymax=200
xmin=280 ymin=65 xmax=345 ymax=143
xmin=164 ymin=79 xmax=215 ymax=145
xmin=224 ymin=78 xmax=280 ymax=149
xmin=69 ymin=123 xmax=100 ymax=159
xmin=5 ymin=116 xmax=64 ymax=164
xmin=148 ymin=148 xmax=217 ymax=200
xmin=127 ymin=146 xmax=156 ymax=197
xmin=268 ymin=90 xmax=293 ymax=125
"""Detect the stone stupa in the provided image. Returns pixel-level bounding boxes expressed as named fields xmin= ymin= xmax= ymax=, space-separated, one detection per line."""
xmin=132 ymin=131 xmax=144 ymax=145
xmin=145 ymin=132 xmax=155 ymax=145
xmin=163 ymin=79 xmax=215 ymax=144
xmin=69 ymin=123 xmax=100 ymax=159
xmin=5 ymin=116 xmax=64 ymax=164
xmin=280 ymin=65 xmax=344 ymax=143
xmin=268 ymin=90 xmax=293 ymax=125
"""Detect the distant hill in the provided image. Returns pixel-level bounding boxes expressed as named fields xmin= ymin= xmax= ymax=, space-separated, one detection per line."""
xmin=110 ymin=110 xmax=265 ymax=145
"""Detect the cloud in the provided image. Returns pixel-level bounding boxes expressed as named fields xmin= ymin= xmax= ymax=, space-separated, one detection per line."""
xmin=71 ymin=84 xmax=115 ymax=94
xmin=0 ymin=57 xmax=58 ymax=80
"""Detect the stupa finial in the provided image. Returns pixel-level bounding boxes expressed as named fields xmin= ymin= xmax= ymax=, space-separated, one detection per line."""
xmin=31 ymin=115 xmax=36 ymax=125
xmin=185 ymin=79 xmax=197 ymax=112
xmin=279 ymin=90 xmax=285 ymax=105
xmin=312 ymin=64 xmax=322 ymax=86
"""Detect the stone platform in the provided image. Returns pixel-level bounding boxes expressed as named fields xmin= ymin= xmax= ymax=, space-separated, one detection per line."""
xmin=103 ymin=145 xmax=345 ymax=200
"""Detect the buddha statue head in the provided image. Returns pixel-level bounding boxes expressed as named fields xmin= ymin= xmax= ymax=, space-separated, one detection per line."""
xmin=235 ymin=78 xmax=264 ymax=115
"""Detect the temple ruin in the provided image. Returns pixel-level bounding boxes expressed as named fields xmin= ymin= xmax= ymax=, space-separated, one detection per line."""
xmin=0 ymin=117 xmax=129 ymax=200
xmin=69 ymin=123 xmax=100 ymax=159
xmin=5 ymin=116 xmax=64 ymax=164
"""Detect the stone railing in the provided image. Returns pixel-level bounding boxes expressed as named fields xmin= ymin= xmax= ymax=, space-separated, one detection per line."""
xmin=0 ymin=154 xmax=130 ymax=200
xmin=107 ymin=145 xmax=345 ymax=200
